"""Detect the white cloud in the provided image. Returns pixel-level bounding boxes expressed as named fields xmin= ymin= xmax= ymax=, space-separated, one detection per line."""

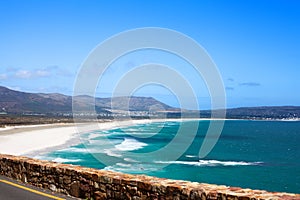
xmin=36 ymin=70 xmax=51 ymax=77
xmin=10 ymin=66 xmax=74 ymax=79
xmin=15 ymin=70 xmax=32 ymax=79
xmin=45 ymin=65 xmax=74 ymax=77
xmin=14 ymin=68 xmax=52 ymax=79
xmin=0 ymin=73 xmax=7 ymax=80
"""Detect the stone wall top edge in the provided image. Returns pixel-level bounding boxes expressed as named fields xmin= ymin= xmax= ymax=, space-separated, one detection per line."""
xmin=1 ymin=153 xmax=299 ymax=199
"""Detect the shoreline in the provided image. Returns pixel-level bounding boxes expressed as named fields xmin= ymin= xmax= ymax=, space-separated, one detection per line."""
xmin=0 ymin=123 xmax=81 ymax=156
xmin=1 ymin=118 xmax=299 ymax=195
xmin=0 ymin=117 xmax=299 ymax=157
xmin=0 ymin=118 xmax=197 ymax=157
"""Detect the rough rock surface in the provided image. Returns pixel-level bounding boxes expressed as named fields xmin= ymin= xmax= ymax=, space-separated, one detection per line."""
xmin=0 ymin=154 xmax=299 ymax=200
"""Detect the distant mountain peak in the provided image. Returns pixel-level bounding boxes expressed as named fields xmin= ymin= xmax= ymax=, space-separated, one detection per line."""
xmin=0 ymin=86 xmax=177 ymax=115
xmin=1 ymin=86 xmax=299 ymax=119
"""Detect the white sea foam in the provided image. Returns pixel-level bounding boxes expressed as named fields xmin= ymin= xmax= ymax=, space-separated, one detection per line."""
xmin=165 ymin=122 xmax=178 ymax=125
xmin=115 ymin=138 xmax=147 ymax=151
xmin=104 ymin=163 xmax=159 ymax=173
xmin=52 ymin=158 xmax=81 ymax=163
xmin=124 ymin=158 xmax=138 ymax=162
xmin=34 ymin=156 xmax=81 ymax=163
xmin=185 ymin=155 xmax=198 ymax=158
xmin=155 ymin=160 xmax=263 ymax=167
xmin=116 ymin=163 xmax=132 ymax=167
xmin=58 ymin=147 xmax=89 ymax=153
xmin=126 ymin=128 xmax=139 ymax=132
xmin=88 ymin=138 xmax=120 ymax=145
xmin=126 ymin=131 xmax=158 ymax=138
xmin=88 ymin=133 xmax=106 ymax=140
xmin=58 ymin=147 xmax=101 ymax=154
xmin=103 ymin=149 xmax=122 ymax=158
xmin=103 ymin=166 xmax=118 ymax=171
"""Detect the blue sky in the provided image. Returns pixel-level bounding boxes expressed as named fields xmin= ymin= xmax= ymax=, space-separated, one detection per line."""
xmin=0 ymin=0 xmax=299 ymax=109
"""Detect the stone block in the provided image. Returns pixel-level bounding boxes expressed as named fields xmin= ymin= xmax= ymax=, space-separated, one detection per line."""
xmin=49 ymin=184 xmax=57 ymax=192
xmin=94 ymin=191 xmax=107 ymax=200
xmin=70 ymin=181 xmax=80 ymax=198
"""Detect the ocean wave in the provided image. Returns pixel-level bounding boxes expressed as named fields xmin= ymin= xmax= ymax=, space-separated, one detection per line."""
xmin=58 ymin=147 xmax=89 ymax=153
xmin=52 ymin=158 xmax=82 ymax=163
xmin=185 ymin=155 xmax=198 ymax=158
xmin=124 ymin=157 xmax=138 ymax=162
xmin=165 ymin=122 xmax=178 ymax=125
xmin=116 ymin=163 xmax=132 ymax=167
xmin=103 ymin=149 xmax=122 ymax=158
xmin=103 ymin=166 xmax=120 ymax=171
xmin=87 ymin=138 xmax=122 ymax=145
xmin=126 ymin=131 xmax=157 ymax=135
xmin=155 ymin=160 xmax=263 ymax=167
xmin=88 ymin=133 xmax=107 ymax=140
xmin=104 ymin=163 xmax=159 ymax=173
xmin=57 ymin=147 xmax=102 ymax=154
xmin=125 ymin=132 xmax=159 ymax=138
xmin=115 ymin=138 xmax=147 ymax=151
xmin=124 ymin=128 xmax=140 ymax=132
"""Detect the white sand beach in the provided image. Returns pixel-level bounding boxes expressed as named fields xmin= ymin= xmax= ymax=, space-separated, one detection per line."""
xmin=0 ymin=118 xmax=224 ymax=157
xmin=0 ymin=123 xmax=78 ymax=156
xmin=0 ymin=119 xmax=188 ymax=156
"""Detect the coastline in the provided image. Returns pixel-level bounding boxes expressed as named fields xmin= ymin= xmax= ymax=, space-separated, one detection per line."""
xmin=0 ymin=117 xmax=297 ymax=157
xmin=0 ymin=118 xmax=204 ymax=157
xmin=1 ymin=118 xmax=300 ymax=194
xmin=0 ymin=123 xmax=81 ymax=156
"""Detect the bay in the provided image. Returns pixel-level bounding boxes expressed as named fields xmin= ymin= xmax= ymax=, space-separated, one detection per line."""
xmin=39 ymin=120 xmax=300 ymax=193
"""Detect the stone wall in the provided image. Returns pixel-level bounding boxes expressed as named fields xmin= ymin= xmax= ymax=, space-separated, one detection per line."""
xmin=0 ymin=154 xmax=299 ymax=200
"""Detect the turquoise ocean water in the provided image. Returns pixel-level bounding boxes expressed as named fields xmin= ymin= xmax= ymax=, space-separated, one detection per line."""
xmin=38 ymin=120 xmax=300 ymax=193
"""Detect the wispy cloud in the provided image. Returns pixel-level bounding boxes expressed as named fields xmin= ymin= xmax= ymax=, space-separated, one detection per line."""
xmin=15 ymin=70 xmax=33 ymax=79
xmin=10 ymin=66 xmax=73 ymax=79
xmin=1 ymin=68 xmax=50 ymax=80
xmin=14 ymin=69 xmax=51 ymax=79
xmin=44 ymin=65 xmax=74 ymax=77
xmin=239 ymin=82 xmax=261 ymax=87
xmin=226 ymin=86 xmax=234 ymax=90
xmin=35 ymin=69 xmax=51 ymax=77
xmin=0 ymin=73 xmax=7 ymax=80
xmin=5 ymin=67 xmax=19 ymax=72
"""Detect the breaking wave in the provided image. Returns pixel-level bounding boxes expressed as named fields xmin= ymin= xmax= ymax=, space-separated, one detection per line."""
xmin=52 ymin=158 xmax=82 ymax=163
xmin=115 ymin=138 xmax=147 ymax=151
xmin=155 ymin=159 xmax=263 ymax=167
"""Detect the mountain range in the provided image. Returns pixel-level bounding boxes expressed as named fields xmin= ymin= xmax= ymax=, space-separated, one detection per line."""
xmin=0 ymin=86 xmax=175 ymax=115
xmin=0 ymin=86 xmax=299 ymax=119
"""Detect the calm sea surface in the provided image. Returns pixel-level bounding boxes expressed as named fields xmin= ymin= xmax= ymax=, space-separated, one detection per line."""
xmin=38 ymin=120 xmax=300 ymax=193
